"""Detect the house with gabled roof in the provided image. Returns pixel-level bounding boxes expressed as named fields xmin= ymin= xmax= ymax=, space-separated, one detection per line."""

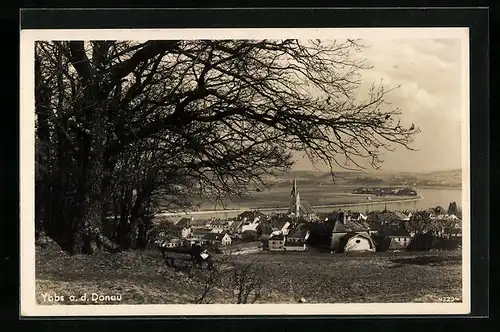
xmin=382 ymin=227 xmax=412 ymax=250
xmin=165 ymin=225 xmax=191 ymax=239
xmin=190 ymin=228 xmax=212 ymax=241
xmin=284 ymin=228 xmax=309 ymax=252
xmin=203 ymin=232 xmax=232 ymax=246
xmin=344 ymin=233 xmax=376 ymax=252
xmin=330 ymin=213 xmax=379 ymax=252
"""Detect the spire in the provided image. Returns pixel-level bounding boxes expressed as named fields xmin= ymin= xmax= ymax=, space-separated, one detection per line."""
xmin=290 ymin=178 xmax=297 ymax=197
xmin=289 ymin=178 xmax=300 ymax=218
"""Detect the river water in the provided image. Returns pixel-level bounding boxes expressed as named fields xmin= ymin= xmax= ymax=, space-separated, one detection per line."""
xmin=413 ymin=187 xmax=463 ymax=210
xmin=158 ymin=187 xmax=463 ymax=219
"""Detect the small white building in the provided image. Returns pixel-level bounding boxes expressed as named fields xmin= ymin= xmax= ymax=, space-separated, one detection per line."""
xmin=344 ymin=234 xmax=376 ymax=252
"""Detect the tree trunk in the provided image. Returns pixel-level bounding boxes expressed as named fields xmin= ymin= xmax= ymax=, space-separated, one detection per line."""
xmin=69 ymin=80 xmax=117 ymax=254
xmin=34 ymin=53 xmax=53 ymax=239
xmin=71 ymin=138 xmax=105 ymax=254
xmin=124 ymin=177 xmax=156 ymax=249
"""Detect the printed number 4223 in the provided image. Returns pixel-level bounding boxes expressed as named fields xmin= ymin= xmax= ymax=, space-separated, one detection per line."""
xmin=439 ymin=296 xmax=461 ymax=302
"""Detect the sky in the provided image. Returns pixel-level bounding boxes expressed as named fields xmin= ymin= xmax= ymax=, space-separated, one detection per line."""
xmin=293 ymin=38 xmax=464 ymax=173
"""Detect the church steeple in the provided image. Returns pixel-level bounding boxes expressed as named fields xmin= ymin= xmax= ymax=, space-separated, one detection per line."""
xmin=290 ymin=178 xmax=301 ymax=218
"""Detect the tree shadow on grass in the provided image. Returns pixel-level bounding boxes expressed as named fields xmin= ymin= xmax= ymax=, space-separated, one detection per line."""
xmin=390 ymin=255 xmax=462 ymax=266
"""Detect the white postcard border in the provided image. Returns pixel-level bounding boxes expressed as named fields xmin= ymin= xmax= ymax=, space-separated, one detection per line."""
xmin=20 ymin=27 xmax=471 ymax=316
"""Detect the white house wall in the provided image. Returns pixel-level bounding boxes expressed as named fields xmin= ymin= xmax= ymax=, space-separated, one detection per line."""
xmin=344 ymin=236 xmax=375 ymax=252
xmin=284 ymin=245 xmax=306 ymax=251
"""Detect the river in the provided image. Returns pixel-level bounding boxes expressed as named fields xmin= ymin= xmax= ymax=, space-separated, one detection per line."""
xmin=413 ymin=187 xmax=463 ymax=210
xmin=157 ymin=187 xmax=463 ymax=220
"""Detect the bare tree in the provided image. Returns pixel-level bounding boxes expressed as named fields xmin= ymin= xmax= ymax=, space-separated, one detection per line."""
xmin=191 ymin=255 xmax=267 ymax=304
xmin=193 ymin=268 xmax=222 ymax=304
xmin=230 ymin=258 xmax=267 ymax=304
xmin=35 ymin=39 xmax=420 ymax=254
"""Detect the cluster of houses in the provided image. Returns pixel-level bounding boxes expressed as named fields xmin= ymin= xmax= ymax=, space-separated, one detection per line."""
xmin=155 ymin=208 xmax=462 ymax=253
xmin=154 ymin=210 xmax=269 ymax=249
xmin=264 ymin=208 xmax=462 ymax=253
xmin=352 ymin=187 xmax=418 ymax=197
xmin=153 ymin=179 xmax=462 ymax=253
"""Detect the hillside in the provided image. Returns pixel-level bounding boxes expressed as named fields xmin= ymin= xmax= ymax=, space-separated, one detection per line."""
xmin=36 ymin=239 xmax=462 ymax=305
xmin=267 ymin=169 xmax=462 ymax=188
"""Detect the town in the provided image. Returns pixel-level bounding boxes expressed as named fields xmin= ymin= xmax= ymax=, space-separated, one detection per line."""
xmin=148 ymin=180 xmax=462 ymax=256
xmin=351 ymin=187 xmax=418 ymax=197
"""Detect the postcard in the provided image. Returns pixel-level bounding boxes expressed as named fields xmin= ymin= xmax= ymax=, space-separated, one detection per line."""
xmin=20 ymin=27 xmax=470 ymax=316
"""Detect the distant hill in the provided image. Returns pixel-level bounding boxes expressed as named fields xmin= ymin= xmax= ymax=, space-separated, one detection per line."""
xmin=267 ymin=169 xmax=462 ymax=188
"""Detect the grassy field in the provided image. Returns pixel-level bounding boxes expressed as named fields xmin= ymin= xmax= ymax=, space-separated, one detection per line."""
xmin=36 ymin=239 xmax=462 ymax=305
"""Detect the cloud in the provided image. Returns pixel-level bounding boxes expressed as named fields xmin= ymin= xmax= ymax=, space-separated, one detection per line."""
xmin=293 ymin=38 xmax=464 ymax=173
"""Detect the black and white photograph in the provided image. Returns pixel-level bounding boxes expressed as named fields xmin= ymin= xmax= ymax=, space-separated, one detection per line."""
xmin=20 ymin=27 xmax=470 ymax=316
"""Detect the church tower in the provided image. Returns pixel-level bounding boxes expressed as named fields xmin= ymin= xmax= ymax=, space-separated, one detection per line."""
xmin=290 ymin=178 xmax=301 ymax=218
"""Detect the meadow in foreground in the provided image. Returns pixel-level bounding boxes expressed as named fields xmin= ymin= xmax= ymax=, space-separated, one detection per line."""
xmin=36 ymin=238 xmax=462 ymax=305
